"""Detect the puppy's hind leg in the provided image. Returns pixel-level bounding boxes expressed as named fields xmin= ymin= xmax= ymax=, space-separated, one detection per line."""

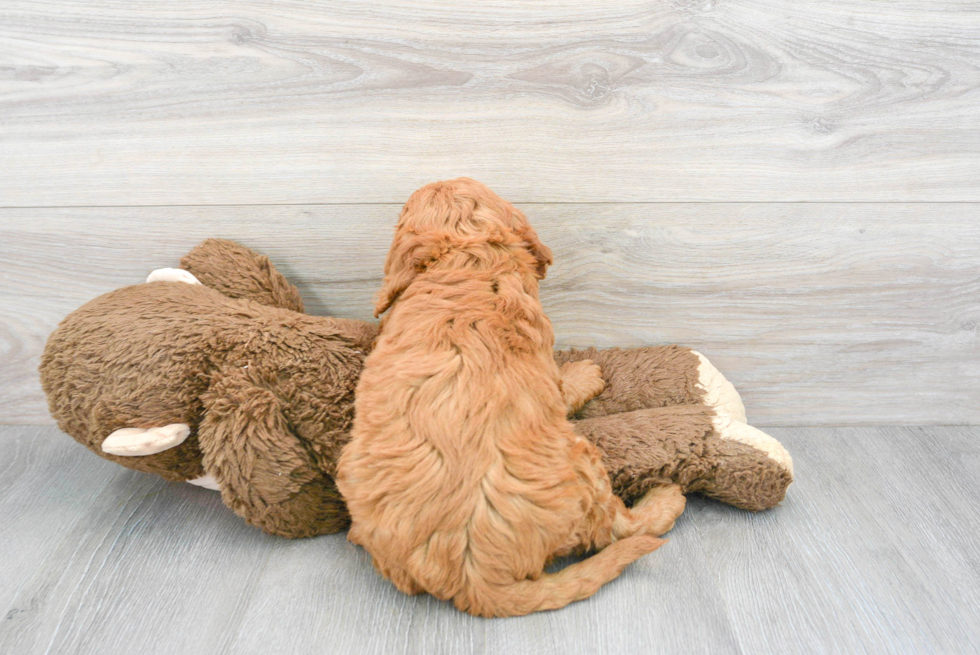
xmin=631 ymin=484 xmax=686 ymax=537
xmin=568 ymin=437 xmax=679 ymax=555
xmin=374 ymin=559 xmax=424 ymax=596
xmin=610 ymin=484 xmax=686 ymax=541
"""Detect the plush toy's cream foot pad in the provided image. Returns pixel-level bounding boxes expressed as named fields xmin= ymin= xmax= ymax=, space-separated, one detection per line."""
xmin=146 ymin=268 xmax=201 ymax=285
xmin=693 ymin=350 xmax=747 ymax=422
xmin=102 ymin=423 xmax=191 ymax=456
xmin=711 ymin=412 xmax=794 ymax=477
xmin=187 ymin=474 xmax=221 ymax=491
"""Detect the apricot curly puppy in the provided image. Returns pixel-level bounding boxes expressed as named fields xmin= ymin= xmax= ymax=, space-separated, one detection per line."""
xmin=336 ymin=179 xmax=686 ymax=617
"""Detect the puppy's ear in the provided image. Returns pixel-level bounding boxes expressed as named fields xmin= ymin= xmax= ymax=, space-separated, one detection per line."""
xmin=517 ymin=222 xmax=553 ymax=280
xmin=374 ymin=230 xmax=416 ymax=317
xmin=374 ymin=231 xmax=445 ymax=317
xmin=373 ymin=275 xmax=406 ymax=318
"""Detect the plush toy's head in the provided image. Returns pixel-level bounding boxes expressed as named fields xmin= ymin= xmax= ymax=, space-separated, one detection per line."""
xmin=40 ymin=242 xmax=374 ymax=538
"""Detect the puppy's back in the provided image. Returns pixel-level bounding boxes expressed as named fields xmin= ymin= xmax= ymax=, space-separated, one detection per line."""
xmin=339 ymin=276 xmax=663 ymax=616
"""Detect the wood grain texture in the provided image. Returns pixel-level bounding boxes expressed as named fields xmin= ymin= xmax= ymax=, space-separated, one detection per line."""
xmin=3 ymin=203 xmax=978 ymax=426
xmin=706 ymin=426 xmax=980 ymax=653
xmin=2 ymin=425 xmax=978 ymax=654
xmin=1 ymin=0 xmax=979 ymax=205
xmin=0 ymin=427 xmax=276 ymax=655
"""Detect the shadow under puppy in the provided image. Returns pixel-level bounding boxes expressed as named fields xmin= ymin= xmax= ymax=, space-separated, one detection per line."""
xmin=337 ymin=178 xmax=687 ymax=617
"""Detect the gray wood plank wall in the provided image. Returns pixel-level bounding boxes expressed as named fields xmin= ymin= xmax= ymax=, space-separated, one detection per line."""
xmin=4 ymin=205 xmax=978 ymax=426
xmin=2 ymin=1 xmax=979 ymax=204
xmin=2 ymin=1 xmax=979 ymax=426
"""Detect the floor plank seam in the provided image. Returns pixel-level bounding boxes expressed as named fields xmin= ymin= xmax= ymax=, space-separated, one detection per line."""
xmin=4 ymin=200 xmax=980 ymax=209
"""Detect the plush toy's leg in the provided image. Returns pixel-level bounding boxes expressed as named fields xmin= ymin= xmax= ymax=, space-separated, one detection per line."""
xmin=101 ymin=423 xmax=191 ymax=456
xmin=691 ymin=350 xmax=746 ymax=422
xmin=559 ymin=360 xmax=607 ymax=414
xmin=197 ymin=371 xmax=349 ymax=537
xmin=711 ymin=411 xmax=793 ymax=477
xmin=555 ymin=346 xmax=706 ymax=418
xmin=572 ymin=405 xmax=793 ymax=511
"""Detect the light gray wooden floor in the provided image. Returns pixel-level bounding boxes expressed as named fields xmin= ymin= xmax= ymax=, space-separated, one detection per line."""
xmin=2 ymin=425 xmax=978 ymax=655
xmin=3 ymin=3 xmax=979 ymax=653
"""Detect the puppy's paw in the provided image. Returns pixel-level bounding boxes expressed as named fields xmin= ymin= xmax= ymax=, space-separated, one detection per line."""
xmin=574 ymin=360 xmax=607 ymax=399
xmin=561 ymin=359 xmax=607 ymax=414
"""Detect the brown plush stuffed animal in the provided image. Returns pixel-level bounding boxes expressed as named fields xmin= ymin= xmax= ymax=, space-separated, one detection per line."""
xmin=40 ymin=239 xmax=792 ymax=539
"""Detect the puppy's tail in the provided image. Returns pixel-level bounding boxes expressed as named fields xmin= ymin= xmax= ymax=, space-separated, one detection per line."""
xmin=457 ymin=534 xmax=665 ymax=618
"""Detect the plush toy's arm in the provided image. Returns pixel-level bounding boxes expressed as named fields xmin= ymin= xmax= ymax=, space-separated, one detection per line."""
xmin=317 ymin=318 xmax=378 ymax=353
xmin=179 ymin=238 xmax=306 ymax=312
xmin=179 ymin=238 xmax=379 ymax=350
xmin=555 ymin=346 xmax=746 ymax=422
xmin=197 ymin=370 xmax=349 ymax=538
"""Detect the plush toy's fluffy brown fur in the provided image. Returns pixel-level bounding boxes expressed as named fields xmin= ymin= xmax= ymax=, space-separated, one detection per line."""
xmin=40 ymin=235 xmax=792 ymax=541
xmin=41 ymin=274 xmax=373 ymax=537
xmin=558 ymin=347 xmax=793 ymax=510
xmin=336 ymin=178 xmax=687 ymax=617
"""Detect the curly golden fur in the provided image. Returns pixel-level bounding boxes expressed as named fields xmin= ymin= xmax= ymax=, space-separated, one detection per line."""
xmin=336 ymin=179 xmax=686 ymax=617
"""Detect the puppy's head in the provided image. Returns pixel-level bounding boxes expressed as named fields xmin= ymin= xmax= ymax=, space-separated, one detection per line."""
xmin=374 ymin=178 xmax=553 ymax=317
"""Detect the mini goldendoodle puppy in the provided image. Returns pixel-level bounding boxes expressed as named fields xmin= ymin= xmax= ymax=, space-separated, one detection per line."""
xmin=336 ymin=178 xmax=686 ymax=617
